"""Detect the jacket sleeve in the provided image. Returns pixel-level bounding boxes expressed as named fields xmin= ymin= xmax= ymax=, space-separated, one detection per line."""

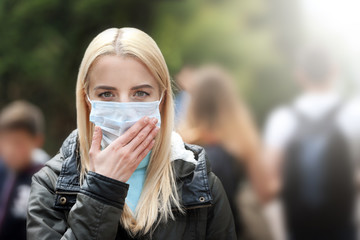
xmin=206 ymin=172 xmax=237 ymax=240
xmin=27 ymin=167 xmax=129 ymax=240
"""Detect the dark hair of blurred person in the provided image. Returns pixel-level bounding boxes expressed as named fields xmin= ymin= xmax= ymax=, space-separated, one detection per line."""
xmin=178 ymin=66 xmax=272 ymax=240
xmin=0 ymin=100 xmax=46 ymax=240
xmin=264 ymin=46 xmax=358 ymax=240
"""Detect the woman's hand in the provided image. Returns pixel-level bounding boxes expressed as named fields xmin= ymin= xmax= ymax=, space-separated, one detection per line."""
xmin=89 ymin=116 xmax=159 ymax=182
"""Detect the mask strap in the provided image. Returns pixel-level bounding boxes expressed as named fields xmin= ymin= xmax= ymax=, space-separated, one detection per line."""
xmin=159 ymin=91 xmax=165 ymax=102
xmin=86 ymin=95 xmax=92 ymax=103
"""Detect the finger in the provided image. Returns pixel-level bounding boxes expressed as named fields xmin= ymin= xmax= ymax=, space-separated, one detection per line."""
xmin=137 ymin=139 xmax=156 ymax=161
xmin=132 ymin=125 xmax=159 ymax=156
xmin=127 ymin=118 xmax=158 ymax=151
xmin=89 ymin=126 xmax=102 ymax=170
xmin=112 ymin=116 xmax=150 ymax=148
xmin=91 ymin=126 xmax=102 ymax=151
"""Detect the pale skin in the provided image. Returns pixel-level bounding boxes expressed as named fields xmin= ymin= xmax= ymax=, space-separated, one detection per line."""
xmin=86 ymin=55 xmax=162 ymax=182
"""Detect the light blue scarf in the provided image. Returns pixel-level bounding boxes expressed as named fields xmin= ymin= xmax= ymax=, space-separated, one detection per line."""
xmin=125 ymin=151 xmax=151 ymax=213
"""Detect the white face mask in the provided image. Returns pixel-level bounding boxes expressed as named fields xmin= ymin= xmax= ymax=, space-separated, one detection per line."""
xmin=88 ymin=95 xmax=162 ymax=149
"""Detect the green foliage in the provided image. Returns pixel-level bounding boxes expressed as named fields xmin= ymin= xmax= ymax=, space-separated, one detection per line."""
xmin=151 ymin=0 xmax=299 ymax=124
xmin=0 ymin=0 xmax=299 ymax=154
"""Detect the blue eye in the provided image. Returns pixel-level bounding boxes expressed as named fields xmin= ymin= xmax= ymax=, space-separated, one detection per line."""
xmin=134 ymin=91 xmax=150 ymax=98
xmin=99 ymin=92 xmax=114 ymax=98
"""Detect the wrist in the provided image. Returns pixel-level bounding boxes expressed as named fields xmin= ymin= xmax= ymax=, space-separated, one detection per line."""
xmin=80 ymin=171 xmax=129 ymax=209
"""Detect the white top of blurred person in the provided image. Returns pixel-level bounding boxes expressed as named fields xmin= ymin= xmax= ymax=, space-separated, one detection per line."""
xmin=264 ymin=47 xmax=360 ymax=161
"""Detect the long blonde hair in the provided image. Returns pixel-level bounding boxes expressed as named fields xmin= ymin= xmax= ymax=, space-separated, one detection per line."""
xmin=75 ymin=28 xmax=181 ymax=236
xmin=178 ymin=66 xmax=261 ymax=164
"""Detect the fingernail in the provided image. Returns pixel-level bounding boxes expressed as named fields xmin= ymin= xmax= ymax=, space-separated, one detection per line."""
xmin=152 ymin=118 xmax=158 ymax=124
xmin=144 ymin=117 xmax=149 ymax=123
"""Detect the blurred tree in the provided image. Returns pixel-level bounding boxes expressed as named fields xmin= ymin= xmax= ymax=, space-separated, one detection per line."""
xmin=151 ymin=0 xmax=300 ymax=125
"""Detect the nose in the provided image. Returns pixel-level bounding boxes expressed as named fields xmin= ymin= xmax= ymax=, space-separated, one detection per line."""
xmin=118 ymin=94 xmax=131 ymax=103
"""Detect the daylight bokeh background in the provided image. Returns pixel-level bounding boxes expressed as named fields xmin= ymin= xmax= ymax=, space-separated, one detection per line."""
xmin=0 ymin=0 xmax=359 ymax=155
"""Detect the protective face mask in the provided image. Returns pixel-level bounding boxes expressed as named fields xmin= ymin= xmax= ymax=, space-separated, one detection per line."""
xmin=88 ymin=95 xmax=162 ymax=149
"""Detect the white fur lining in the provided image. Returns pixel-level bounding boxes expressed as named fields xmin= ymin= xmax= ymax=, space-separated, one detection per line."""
xmin=170 ymin=132 xmax=198 ymax=165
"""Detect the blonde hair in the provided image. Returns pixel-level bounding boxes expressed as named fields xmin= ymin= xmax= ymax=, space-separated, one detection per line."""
xmin=75 ymin=28 xmax=182 ymax=236
xmin=178 ymin=66 xmax=261 ymax=164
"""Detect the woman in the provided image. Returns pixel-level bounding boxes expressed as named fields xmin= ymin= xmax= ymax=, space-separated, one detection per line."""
xmin=178 ymin=66 xmax=272 ymax=240
xmin=26 ymin=28 xmax=236 ymax=239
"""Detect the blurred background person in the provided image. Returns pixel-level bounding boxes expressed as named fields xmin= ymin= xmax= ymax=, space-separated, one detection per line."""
xmin=263 ymin=46 xmax=360 ymax=240
xmin=0 ymin=100 xmax=47 ymax=240
xmin=178 ymin=65 xmax=273 ymax=240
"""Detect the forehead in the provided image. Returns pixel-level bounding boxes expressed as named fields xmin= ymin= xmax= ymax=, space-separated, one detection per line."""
xmin=88 ymin=55 xmax=158 ymax=89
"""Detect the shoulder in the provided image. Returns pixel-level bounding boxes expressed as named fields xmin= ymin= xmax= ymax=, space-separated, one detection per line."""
xmin=172 ymin=139 xmax=232 ymax=215
xmin=265 ymin=105 xmax=295 ymax=130
xmin=32 ymin=130 xmax=79 ymax=192
xmin=207 ymin=170 xmax=223 ymax=194
xmin=338 ymin=98 xmax=360 ymax=136
xmin=264 ymin=105 xmax=297 ymax=148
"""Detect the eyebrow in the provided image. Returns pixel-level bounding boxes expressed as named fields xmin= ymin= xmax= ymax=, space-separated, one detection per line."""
xmin=93 ymin=85 xmax=117 ymax=91
xmin=131 ymin=84 xmax=154 ymax=90
xmin=93 ymin=84 xmax=154 ymax=91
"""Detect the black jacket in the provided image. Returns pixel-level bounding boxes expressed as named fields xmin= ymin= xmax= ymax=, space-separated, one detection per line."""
xmin=27 ymin=130 xmax=236 ymax=239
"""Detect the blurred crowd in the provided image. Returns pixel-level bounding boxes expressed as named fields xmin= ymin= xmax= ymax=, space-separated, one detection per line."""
xmin=1 ymin=46 xmax=360 ymax=240
xmin=174 ymin=45 xmax=360 ymax=240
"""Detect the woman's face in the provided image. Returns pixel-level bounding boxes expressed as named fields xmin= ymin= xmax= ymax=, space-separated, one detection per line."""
xmin=87 ymin=55 xmax=161 ymax=103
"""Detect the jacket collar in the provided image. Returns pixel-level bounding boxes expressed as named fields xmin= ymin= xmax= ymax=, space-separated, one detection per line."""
xmin=54 ymin=130 xmax=213 ymax=209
